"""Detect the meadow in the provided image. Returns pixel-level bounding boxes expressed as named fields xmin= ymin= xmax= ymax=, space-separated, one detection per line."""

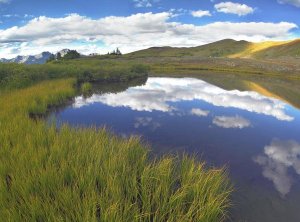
xmin=0 ymin=63 xmax=232 ymax=221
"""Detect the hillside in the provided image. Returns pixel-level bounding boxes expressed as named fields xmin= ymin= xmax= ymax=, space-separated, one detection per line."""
xmin=251 ymin=39 xmax=300 ymax=58
xmin=127 ymin=39 xmax=300 ymax=59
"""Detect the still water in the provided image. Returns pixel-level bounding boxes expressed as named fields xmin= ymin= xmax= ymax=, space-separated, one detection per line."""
xmin=50 ymin=77 xmax=300 ymax=222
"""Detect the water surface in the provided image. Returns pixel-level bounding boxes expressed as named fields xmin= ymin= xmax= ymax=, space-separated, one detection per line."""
xmin=50 ymin=77 xmax=300 ymax=222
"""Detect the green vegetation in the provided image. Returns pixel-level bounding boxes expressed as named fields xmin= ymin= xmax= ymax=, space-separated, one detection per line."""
xmin=47 ymin=50 xmax=81 ymax=63
xmin=125 ymin=38 xmax=300 ymax=79
xmin=63 ymin=50 xmax=81 ymax=60
xmin=127 ymin=39 xmax=251 ymax=58
xmin=81 ymin=82 xmax=92 ymax=96
xmin=0 ymin=75 xmax=231 ymax=220
xmin=0 ymin=52 xmax=231 ymax=221
xmin=0 ymin=59 xmax=149 ymax=89
xmin=4 ymin=37 xmax=300 ymax=221
xmin=108 ymin=48 xmax=122 ymax=56
xmin=252 ymin=39 xmax=300 ymax=59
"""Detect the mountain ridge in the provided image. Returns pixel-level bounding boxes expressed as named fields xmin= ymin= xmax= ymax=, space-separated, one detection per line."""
xmin=0 ymin=49 xmax=72 ymax=65
xmin=127 ymin=39 xmax=300 ymax=59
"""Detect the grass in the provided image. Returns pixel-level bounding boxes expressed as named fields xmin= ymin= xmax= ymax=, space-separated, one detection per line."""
xmin=229 ymin=41 xmax=289 ymax=58
xmin=0 ymin=78 xmax=232 ymax=221
xmin=0 ymin=60 xmax=149 ymax=89
xmin=81 ymin=82 xmax=92 ymax=96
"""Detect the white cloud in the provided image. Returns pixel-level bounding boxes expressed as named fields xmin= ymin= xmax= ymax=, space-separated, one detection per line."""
xmin=73 ymin=78 xmax=294 ymax=122
xmin=212 ymin=115 xmax=251 ymax=128
xmin=215 ymin=2 xmax=254 ymax=16
xmin=133 ymin=0 xmax=160 ymax=7
xmin=190 ymin=108 xmax=210 ymax=117
xmin=254 ymin=139 xmax=300 ymax=196
xmin=278 ymin=0 xmax=300 ymax=7
xmin=0 ymin=13 xmax=297 ymax=58
xmin=191 ymin=10 xmax=212 ymax=18
xmin=133 ymin=0 xmax=152 ymax=7
xmin=1 ymin=14 xmax=32 ymax=19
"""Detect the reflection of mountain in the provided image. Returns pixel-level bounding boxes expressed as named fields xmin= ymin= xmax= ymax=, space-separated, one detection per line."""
xmin=197 ymin=74 xmax=300 ymax=110
xmin=73 ymin=78 xmax=293 ymax=122
xmin=254 ymin=139 xmax=300 ymax=196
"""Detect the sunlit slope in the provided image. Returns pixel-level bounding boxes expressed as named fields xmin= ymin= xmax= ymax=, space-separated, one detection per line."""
xmin=251 ymin=39 xmax=300 ymax=58
xmin=127 ymin=39 xmax=300 ymax=59
xmin=229 ymin=41 xmax=290 ymax=58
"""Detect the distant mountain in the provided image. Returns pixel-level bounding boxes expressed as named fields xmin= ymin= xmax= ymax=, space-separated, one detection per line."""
xmin=0 ymin=52 xmax=53 ymax=64
xmin=0 ymin=49 xmax=73 ymax=65
xmin=127 ymin=39 xmax=300 ymax=59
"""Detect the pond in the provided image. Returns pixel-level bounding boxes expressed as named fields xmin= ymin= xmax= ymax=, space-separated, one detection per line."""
xmin=49 ymin=76 xmax=300 ymax=222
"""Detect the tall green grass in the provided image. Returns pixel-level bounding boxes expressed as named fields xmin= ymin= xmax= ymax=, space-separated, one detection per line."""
xmin=81 ymin=82 xmax=92 ymax=97
xmin=0 ymin=79 xmax=231 ymax=221
xmin=0 ymin=60 xmax=149 ymax=89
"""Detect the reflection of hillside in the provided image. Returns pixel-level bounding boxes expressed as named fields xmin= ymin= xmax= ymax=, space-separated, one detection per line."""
xmin=89 ymin=76 xmax=148 ymax=94
xmin=192 ymin=74 xmax=300 ymax=110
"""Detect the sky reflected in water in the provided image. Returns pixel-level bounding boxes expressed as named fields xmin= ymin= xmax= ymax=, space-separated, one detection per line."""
xmin=50 ymin=77 xmax=300 ymax=222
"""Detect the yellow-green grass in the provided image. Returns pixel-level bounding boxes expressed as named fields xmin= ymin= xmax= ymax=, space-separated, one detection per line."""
xmin=229 ymin=41 xmax=290 ymax=58
xmin=0 ymin=79 xmax=232 ymax=221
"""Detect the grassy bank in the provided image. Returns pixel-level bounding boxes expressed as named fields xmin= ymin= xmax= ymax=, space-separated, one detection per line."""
xmin=0 ymin=60 xmax=149 ymax=89
xmin=0 ymin=79 xmax=231 ymax=221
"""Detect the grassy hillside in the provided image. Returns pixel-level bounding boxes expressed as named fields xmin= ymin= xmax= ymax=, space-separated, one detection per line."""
xmin=127 ymin=39 xmax=250 ymax=58
xmin=251 ymin=39 xmax=300 ymax=58
xmin=126 ymin=39 xmax=300 ymax=59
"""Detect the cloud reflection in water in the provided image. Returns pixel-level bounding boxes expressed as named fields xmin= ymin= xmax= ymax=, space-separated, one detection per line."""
xmin=73 ymin=78 xmax=293 ymax=121
xmin=254 ymin=139 xmax=300 ymax=196
xmin=134 ymin=117 xmax=161 ymax=130
xmin=213 ymin=115 xmax=251 ymax=129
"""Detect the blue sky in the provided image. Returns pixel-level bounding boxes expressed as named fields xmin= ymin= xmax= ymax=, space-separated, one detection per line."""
xmin=0 ymin=0 xmax=299 ymax=58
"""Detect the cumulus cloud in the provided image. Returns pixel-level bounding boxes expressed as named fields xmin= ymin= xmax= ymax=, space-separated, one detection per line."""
xmin=0 ymin=12 xmax=297 ymax=58
xmin=278 ymin=0 xmax=300 ymax=7
xmin=215 ymin=2 xmax=254 ymax=16
xmin=254 ymin=139 xmax=300 ymax=196
xmin=73 ymin=78 xmax=293 ymax=122
xmin=213 ymin=115 xmax=251 ymax=128
xmin=191 ymin=10 xmax=212 ymax=17
xmin=190 ymin=108 xmax=210 ymax=117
